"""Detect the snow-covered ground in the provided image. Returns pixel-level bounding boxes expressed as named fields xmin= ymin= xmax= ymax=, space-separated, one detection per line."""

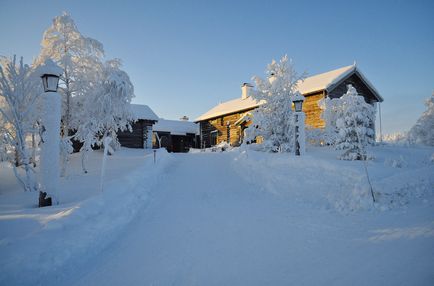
xmin=1 ymin=145 xmax=433 ymax=285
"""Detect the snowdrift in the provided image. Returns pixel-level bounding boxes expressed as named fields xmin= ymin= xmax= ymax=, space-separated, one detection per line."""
xmin=0 ymin=149 xmax=172 ymax=285
xmin=232 ymin=145 xmax=434 ymax=213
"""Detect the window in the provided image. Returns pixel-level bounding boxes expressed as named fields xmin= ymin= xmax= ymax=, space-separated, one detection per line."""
xmin=226 ymin=124 xmax=230 ymax=144
xmin=210 ymin=130 xmax=217 ymax=146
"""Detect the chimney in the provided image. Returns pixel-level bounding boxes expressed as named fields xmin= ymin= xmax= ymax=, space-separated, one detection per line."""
xmin=241 ymin=83 xmax=252 ymax=100
xmin=180 ymin=115 xmax=189 ymax=121
xmin=268 ymin=72 xmax=277 ymax=84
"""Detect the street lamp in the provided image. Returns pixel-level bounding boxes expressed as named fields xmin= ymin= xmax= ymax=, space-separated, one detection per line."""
xmin=41 ymin=72 xmax=60 ymax=92
xmin=293 ymin=97 xmax=304 ymax=112
xmin=292 ymin=93 xmax=305 ymax=156
xmin=37 ymin=59 xmax=62 ymax=207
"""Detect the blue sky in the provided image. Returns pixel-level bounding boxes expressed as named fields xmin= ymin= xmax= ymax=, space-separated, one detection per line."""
xmin=1 ymin=0 xmax=433 ymax=134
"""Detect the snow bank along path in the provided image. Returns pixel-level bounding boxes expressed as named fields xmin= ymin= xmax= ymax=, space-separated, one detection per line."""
xmin=54 ymin=151 xmax=434 ymax=286
xmin=0 ymin=150 xmax=172 ymax=286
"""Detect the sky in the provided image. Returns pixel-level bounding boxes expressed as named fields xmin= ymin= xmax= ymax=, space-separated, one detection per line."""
xmin=1 ymin=0 xmax=433 ymax=134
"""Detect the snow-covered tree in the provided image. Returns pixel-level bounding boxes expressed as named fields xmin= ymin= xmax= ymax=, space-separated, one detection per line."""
xmin=408 ymin=93 xmax=434 ymax=146
xmin=246 ymin=55 xmax=305 ymax=152
xmin=35 ymin=12 xmax=105 ymax=134
xmin=334 ymin=85 xmax=376 ymax=160
xmin=316 ymin=96 xmax=342 ymax=145
xmin=0 ymin=56 xmax=39 ymax=191
xmin=74 ymin=59 xmax=135 ymax=173
xmin=34 ymin=12 xmax=105 ymax=174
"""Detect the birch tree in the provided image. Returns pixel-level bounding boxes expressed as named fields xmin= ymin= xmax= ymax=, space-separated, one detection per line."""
xmin=247 ymin=55 xmax=305 ymax=152
xmin=0 ymin=56 xmax=39 ymax=191
xmin=34 ymin=12 xmax=105 ymax=174
xmin=75 ymin=59 xmax=135 ymax=173
xmin=35 ymin=12 xmax=105 ymax=134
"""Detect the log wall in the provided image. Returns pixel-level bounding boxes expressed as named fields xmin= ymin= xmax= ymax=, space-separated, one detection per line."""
xmin=200 ymin=111 xmax=253 ymax=148
xmin=302 ymin=92 xmax=326 ymax=128
xmin=117 ymin=120 xmax=155 ymax=148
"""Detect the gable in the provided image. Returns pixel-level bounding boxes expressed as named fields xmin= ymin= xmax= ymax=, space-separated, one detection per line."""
xmin=327 ymin=71 xmax=383 ymax=103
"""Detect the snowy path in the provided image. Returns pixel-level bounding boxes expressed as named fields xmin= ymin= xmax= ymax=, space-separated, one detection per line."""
xmin=56 ymin=152 xmax=434 ymax=286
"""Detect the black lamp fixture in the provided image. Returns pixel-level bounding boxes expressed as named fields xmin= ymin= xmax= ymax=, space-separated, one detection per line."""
xmin=40 ymin=73 xmax=60 ymax=92
xmin=292 ymin=94 xmax=305 ymax=112
xmin=38 ymin=59 xmax=62 ymax=93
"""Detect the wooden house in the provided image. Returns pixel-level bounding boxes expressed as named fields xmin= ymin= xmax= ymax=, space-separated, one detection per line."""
xmin=153 ymin=118 xmax=199 ymax=152
xmin=195 ymin=64 xmax=384 ymax=147
xmin=117 ymin=104 xmax=159 ymax=149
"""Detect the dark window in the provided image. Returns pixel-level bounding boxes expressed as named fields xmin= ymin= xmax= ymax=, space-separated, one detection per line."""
xmin=220 ymin=117 xmax=224 ymax=126
xmin=227 ymin=124 xmax=230 ymax=143
xmin=210 ymin=131 xmax=217 ymax=146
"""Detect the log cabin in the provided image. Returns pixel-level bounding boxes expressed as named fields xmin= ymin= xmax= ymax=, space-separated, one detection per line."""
xmin=117 ymin=104 xmax=159 ymax=149
xmin=195 ymin=64 xmax=384 ymax=147
xmin=152 ymin=118 xmax=199 ymax=152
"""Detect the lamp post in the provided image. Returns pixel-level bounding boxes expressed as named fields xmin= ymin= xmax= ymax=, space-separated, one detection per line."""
xmin=38 ymin=59 xmax=62 ymax=207
xmin=293 ymin=93 xmax=305 ymax=156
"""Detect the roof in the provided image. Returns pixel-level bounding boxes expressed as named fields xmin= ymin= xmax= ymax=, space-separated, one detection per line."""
xmin=195 ymin=64 xmax=382 ymax=122
xmin=195 ymin=97 xmax=264 ymax=122
xmin=153 ymin=119 xmax=199 ymax=135
xmin=297 ymin=65 xmax=354 ymax=95
xmin=131 ymin=104 xmax=159 ymax=121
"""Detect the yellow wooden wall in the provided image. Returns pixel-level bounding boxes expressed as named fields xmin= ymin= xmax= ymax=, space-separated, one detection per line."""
xmin=303 ymin=92 xmax=325 ymax=128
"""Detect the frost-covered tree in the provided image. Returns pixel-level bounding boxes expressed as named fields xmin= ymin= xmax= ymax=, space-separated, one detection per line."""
xmin=246 ymin=55 xmax=305 ymax=152
xmin=0 ymin=56 xmax=39 ymax=191
xmin=408 ymin=93 xmax=434 ymax=146
xmin=315 ymin=97 xmax=342 ymax=145
xmin=75 ymin=59 xmax=135 ymax=173
xmin=35 ymin=12 xmax=105 ymax=135
xmin=334 ymin=85 xmax=375 ymax=160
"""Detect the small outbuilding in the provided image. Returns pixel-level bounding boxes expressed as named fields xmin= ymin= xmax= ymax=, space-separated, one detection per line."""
xmin=117 ymin=104 xmax=159 ymax=149
xmin=153 ymin=118 xmax=199 ymax=152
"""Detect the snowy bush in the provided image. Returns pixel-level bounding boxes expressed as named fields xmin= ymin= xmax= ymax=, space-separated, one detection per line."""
xmin=384 ymin=155 xmax=408 ymax=168
xmin=408 ymin=93 xmax=434 ymax=146
xmin=246 ymin=55 xmax=305 ymax=153
xmin=305 ymin=127 xmax=325 ymax=146
xmin=334 ymin=85 xmax=376 ymax=160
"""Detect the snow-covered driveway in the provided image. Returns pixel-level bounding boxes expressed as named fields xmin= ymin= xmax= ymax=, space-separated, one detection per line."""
xmin=55 ymin=152 xmax=433 ymax=286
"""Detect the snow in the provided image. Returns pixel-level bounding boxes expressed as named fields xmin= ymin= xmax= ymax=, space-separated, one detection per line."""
xmin=130 ymin=103 xmax=159 ymax=121
xmin=298 ymin=64 xmax=354 ymax=95
xmin=0 ymin=148 xmax=172 ymax=285
xmin=153 ymin=118 xmax=199 ymax=135
xmin=195 ymin=64 xmax=381 ymax=122
xmin=1 ymin=145 xmax=433 ymax=285
xmin=36 ymin=59 xmax=62 ymax=77
xmin=39 ymin=91 xmax=61 ymax=202
xmin=195 ymin=96 xmax=263 ymax=121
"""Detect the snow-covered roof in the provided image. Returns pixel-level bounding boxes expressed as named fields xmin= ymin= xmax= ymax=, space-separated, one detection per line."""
xmin=195 ymin=97 xmax=265 ymax=122
xmin=195 ymin=64 xmax=382 ymax=122
xmin=131 ymin=104 xmax=159 ymax=121
xmin=297 ymin=65 xmax=354 ymax=95
xmin=153 ymin=119 xmax=199 ymax=135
